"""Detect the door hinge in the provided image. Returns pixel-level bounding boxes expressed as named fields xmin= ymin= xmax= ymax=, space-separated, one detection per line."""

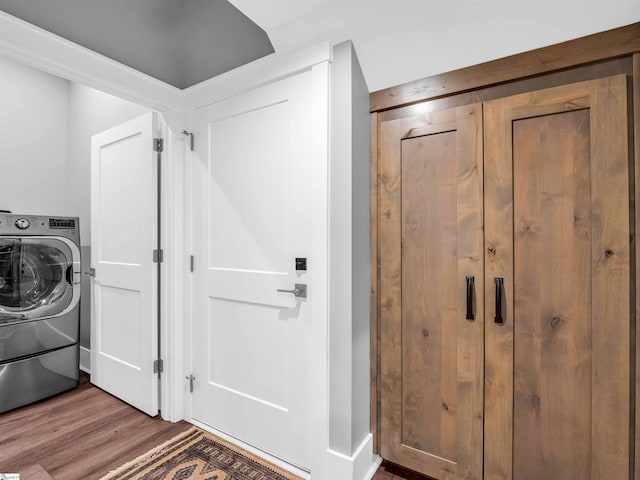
xmin=88 ymin=267 xmax=96 ymax=277
xmin=153 ymin=359 xmax=163 ymax=374
xmin=181 ymin=130 xmax=194 ymax=151
xmin=153 ymin=138 xmax=164 ymax=153
xmin=153 ymin=249 xmax=164 ymax=263
xmin=185 ymin=374 xmax=195 ymax=393
xmin=190 ymin=255 xmax=194 ymax=272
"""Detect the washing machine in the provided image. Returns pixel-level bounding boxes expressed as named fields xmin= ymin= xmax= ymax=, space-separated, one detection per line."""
xmin=0 ymin=214 xmax=81 ymax=413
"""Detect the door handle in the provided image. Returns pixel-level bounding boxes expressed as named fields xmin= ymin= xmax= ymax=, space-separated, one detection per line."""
xmin=465 ymin=275 xmax=474 ymax=320
xmin=277 ymin=283 xmax=307 ymax=299
xmin=494 ymin=277 xmax=504 ymax=325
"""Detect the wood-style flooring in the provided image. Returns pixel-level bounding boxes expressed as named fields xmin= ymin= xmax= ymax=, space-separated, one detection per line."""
xmin=0 ymin=373 xmax=428 ymax=480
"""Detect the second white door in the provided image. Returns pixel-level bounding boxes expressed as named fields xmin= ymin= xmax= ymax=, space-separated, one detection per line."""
xmin=191 ymin=70 xmax=314 ymax=469
xmin=90 ymin=112 xmax=159 ymax=417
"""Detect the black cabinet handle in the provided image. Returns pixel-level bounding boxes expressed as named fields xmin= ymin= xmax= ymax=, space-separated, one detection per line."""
xmin=494 ymin=277 xmax=504 ymax=324
xmin=465 ymin=276 xmax=474 ymax=320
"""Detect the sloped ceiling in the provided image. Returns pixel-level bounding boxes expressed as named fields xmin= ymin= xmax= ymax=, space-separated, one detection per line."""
xmin=230 ymin=0 xmax=640 ymax=92
xmin=1 ymin=0 xmax=639 ymax=93
xmin=0 ymin=0 xmax=274 ymax=89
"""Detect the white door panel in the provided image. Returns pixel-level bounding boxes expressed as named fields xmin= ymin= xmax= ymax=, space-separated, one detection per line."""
xmin=192 ymin=72 xmax=312 ymax=468
xmin=91 ymin=111 xmax=159 ymax=417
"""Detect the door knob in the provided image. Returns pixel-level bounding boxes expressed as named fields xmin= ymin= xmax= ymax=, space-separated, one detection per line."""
xmin=277 ymin=283 xmax=307 ymax=299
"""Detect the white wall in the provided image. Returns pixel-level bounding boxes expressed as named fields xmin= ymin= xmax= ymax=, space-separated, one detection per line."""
xmin=0 ymin=57 xmax=149 ymax=351
xmin=67 ymin=83 xmax=149 ymax=349
xmin=0 ymin=57 xmax=70 ymax=214
xmin=328 ymin=41 xmax=372 ymax=458
xmin=67 ymin=83 xmax=148 ymax=245
xmin=231 ymin=0 xmax=640 ymax=92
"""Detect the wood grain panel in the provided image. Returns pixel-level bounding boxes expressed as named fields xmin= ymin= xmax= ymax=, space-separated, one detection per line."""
xmin=371 ymin=111 xmax=380 ymax=455
xmin=512 ymin=110 xmax=592 ymax=480
xmin=379 ymin=117 xmax=405 ymax=466
xmin=378 ymin=58 xmax=633 ymax=124
xmin=401 ymin=131 xmax=457 ymax=459
xmin=590 ymin=74 xmax=630 ymax=479
xmin=379 ymin=105 xmax=483 ymax=479
xmin=484 ymin=74 xmax=631 ymax=480
xmin=453 ymin=104 xmax=485 ymax=480
xmin=370 ymin=23 xmax=640 ymax=112
xmin=483 ymin=95 xmax=515 ymax=480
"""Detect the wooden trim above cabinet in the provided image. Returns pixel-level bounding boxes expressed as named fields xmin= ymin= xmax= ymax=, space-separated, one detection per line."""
xmin=370 ymin=22 xmax=640 ymax=112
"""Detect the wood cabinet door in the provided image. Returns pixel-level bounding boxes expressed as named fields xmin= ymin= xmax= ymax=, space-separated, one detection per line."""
xmin=379 ymin=104 xmax=484 ymax=479
xmin=484 ymin=75 xmax=631 ymax=480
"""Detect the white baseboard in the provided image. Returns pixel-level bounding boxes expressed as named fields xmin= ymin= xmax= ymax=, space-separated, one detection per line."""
xmin=353 ymin=435 xmax=381 ymax=480
xmin=364 ymin=454 xmax=383 ymax=480
xmin=322 ymin=433 xmax=380 ymax=480
xmin=79 ymin=346 xmax=91 ymax=374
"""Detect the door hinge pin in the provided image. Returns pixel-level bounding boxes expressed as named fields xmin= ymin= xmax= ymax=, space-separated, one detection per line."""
xmin=153 ymin=138 xmax=164 ymax=153
xmin=180 ymin=130 xmax=194 ymax=151
xmin=190 ymin=255 xmax=194 ymax=272
xmin=153 ymin=249 xmax=164 ymax=263
xmin=185 ymin=374 xmax=195 ymax=393
xmin=153 ymin=359 xmax=163 ymax=374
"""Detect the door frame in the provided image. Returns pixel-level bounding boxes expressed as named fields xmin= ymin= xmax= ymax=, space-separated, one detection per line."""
xmin=0 ymin=10 xmax=187 ymax=422
xmin=0 ymin=14 xmax=376 ymax=478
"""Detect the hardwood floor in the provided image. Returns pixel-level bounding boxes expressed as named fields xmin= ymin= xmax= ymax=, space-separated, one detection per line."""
xmin=0 ymin=373 xmax=190 ymax=479
xmin=0 ymin=373 xmax=428 ymax=480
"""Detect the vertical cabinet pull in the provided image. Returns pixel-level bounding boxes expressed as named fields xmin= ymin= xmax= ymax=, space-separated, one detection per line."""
xmin=465 ymin=276 xmax=475 ymax=320
xmin=494 ymin=277 xmax=504 ymax=324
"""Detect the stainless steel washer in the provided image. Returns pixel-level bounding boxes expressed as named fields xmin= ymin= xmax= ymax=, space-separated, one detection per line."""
xmin=0 ymin=214 xmax=81 ymax=412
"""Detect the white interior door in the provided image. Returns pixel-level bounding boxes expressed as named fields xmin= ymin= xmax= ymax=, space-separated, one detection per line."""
xmin=91 ymin=111 xmax=159 ymax=416
xmin=191 ymin=71 xmax=313 ymax=468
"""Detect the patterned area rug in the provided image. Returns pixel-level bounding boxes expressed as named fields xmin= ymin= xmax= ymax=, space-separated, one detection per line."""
xmin=99 ymin=427 xmax=302 ymax=480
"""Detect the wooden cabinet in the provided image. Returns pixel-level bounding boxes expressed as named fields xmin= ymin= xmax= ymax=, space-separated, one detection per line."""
xmin=379 ymin=104 xmax=484 ymax=478
xmin=377 ymin=74 xmax=632 ymax=480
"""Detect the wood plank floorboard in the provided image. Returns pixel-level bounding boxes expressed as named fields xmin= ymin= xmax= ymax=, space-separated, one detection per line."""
xmin=0 ymin=372 xmax=427 ymax=480
xmin=0 ymin=373 xmax=191 ymax=479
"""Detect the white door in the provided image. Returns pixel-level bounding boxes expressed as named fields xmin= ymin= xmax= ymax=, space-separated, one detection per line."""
xmin=191 ymin=71 xmax=313 ymax=468
xmin=91 ymin=112 xmax=160 ymax=416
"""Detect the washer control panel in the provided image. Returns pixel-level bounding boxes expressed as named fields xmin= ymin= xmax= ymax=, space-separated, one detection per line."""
xmin=0 ymin=214 xmax=79 ymax=243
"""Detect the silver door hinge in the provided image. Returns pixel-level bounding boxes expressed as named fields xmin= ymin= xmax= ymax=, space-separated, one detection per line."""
xmin=153 ymin=359 xmax=163 ymax=373
xmin=153 ymin=138 xmax=164 ymax=153
xmin=181 ymin=130 xmax=194 ymax=151
xmin=190 ymin=255 xmax=194 ymax=272
xmin=153 ymin=249 xmax=164 ymax=263
xmin=185 ymin=374 xmax=195 ymax=393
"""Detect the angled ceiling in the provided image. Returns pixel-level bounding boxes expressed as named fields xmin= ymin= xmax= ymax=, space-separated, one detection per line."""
xmin=1 ymin=1 xmax=638 ymax=93
xmin=0 ymin=0 xmax=274 ymax=89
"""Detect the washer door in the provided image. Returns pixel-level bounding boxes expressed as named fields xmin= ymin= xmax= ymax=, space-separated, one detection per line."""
xmin=0 ymin=238 xmax=74 ymax=321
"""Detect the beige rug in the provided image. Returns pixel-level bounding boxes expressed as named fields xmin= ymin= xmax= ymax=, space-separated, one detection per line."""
xmin=99 ymin=427 xmax=302 ymax=480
